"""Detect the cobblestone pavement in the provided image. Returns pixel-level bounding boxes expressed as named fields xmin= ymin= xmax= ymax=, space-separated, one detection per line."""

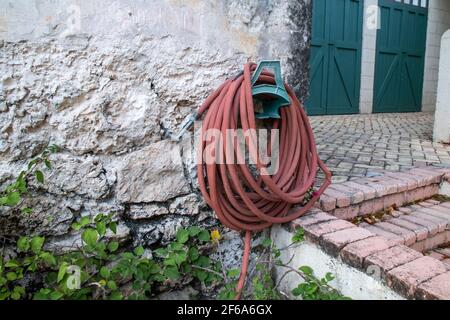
xmin=311 ymin=112 xmax=450 ymax=184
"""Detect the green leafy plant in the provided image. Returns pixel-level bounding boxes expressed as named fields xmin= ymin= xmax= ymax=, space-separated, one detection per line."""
xmin=154 ymin=227 xmax=221 ymax=285
xmin=1 ymin=219 xmax=348 ymax=300
xmin=0 ymin=151 xmax=222 ymax=300
xmin=0 ymin=144 xmax=58 ymax=213
xmin=292 ymin=266 xmax=350 ymax=300
xmin=0 ymin=217 xmax=222 ymax=300
xmin=251 ymin=263 xmax=281 ymax=300
xmin=226 ymin=230 xmax=350 ymax=301
xmin=217 ymin=236 xmax=281 ymax=301
xmin=292 ymin=227 xmax=305 ymax=244
xmin=0 ymin=150 xmax=349 ymax=301
xmin=217 ymin=268 xmax=240 ymax=300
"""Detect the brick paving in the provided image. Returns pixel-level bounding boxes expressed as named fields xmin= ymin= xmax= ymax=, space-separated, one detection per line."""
xmin=311 ymin=112 xmax=450 ymax=184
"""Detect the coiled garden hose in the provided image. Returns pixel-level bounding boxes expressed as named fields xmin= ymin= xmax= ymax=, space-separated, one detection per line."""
xmin=196 ymin=62 xmax=332 ymax=299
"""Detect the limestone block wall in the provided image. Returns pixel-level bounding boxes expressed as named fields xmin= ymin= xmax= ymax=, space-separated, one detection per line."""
xmin=0 ymin=0 xmax=312 ymax=262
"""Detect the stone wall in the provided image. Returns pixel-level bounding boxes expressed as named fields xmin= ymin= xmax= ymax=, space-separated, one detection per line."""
xmin=0 ymin=0 xmax=312 ymax=264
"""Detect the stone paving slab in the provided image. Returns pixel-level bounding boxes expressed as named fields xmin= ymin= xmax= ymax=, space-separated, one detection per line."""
xmin=311 ymin=112 xmax=450 ymax=184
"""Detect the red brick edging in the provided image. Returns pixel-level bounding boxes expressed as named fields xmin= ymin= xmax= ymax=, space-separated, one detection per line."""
xmin=291 ymin=207 xmax=450 ymax=300
xmin=318 ymin=167 xmax=450 ymax=220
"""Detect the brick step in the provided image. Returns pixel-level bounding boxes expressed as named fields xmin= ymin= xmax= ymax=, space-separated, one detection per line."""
xmin=359 ymin=201 xmax=450 ymax=253
xmin=278 ymin=208 xmax=450 ymax=300
xmin=318 ymin=167 xmax=450 ymax=220
xmin=425 ymin=246 xmax=450 ymax=269
xmin=274 ymin=168 xmax=450 ymax=299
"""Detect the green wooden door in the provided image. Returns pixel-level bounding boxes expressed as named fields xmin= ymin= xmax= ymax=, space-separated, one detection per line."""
xmin=306 ymin=0 xmax=363 ymax=115
xmin=373 ymin=0 xmax=428 ymax=113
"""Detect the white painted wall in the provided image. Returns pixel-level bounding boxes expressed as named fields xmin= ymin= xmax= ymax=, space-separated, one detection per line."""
xmin=433 ymin=30 xmax=450 ymax=143
xmin=422 ymin=0 xmax=450 ymax=112
xmin=360 ymin=0 xmax=378 ymax=114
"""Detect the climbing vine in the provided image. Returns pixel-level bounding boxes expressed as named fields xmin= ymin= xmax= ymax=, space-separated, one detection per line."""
xmin=0 ymin=217 xmax=221 ymax=300
xmin=0 ymin=144 xmax=58 ymax=213
xmin=217 ymin=227 xmax=350 ymax=300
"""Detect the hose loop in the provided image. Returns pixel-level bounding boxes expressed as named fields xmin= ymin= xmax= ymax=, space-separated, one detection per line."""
xmin=196 ymin=62 xmax=332 ymax=299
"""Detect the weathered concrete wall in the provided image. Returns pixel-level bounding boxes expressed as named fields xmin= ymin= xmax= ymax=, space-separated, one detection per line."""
xmin=422 ymin=0 xmax=450 ymax=112
xmin=0 ymin=0 xmax=311 ymax=265
xmin=359 ymin=0 xmax=378 ymax=114
xmin=433 ymin=30 xmax=450 ymax=144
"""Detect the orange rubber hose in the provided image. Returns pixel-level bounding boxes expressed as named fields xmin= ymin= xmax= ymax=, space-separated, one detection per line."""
xmin=196 ymin=62 xmax=332 ymax=299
